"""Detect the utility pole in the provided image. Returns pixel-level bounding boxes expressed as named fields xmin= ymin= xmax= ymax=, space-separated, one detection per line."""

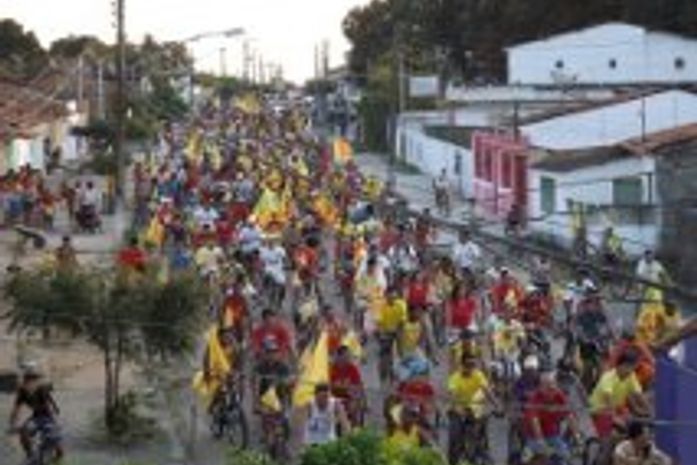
xmin=115 ymin=0 xmax=126 ymax=204
xmin=219 ymin=47 xmax=227 ymax=77
xmin=77 ymin=55 xmax=84 ymax=105
xmin=97 ymin=61 xmax=105 ymax=119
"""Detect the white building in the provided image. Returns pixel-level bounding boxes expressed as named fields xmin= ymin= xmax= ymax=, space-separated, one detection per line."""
xmin=528 ymin=146 xmax=659 ymax=255
xmin=508 ymin=23 xmax=697 ymax=86
xmin=521 ymin=90 xmax=697 ymax=150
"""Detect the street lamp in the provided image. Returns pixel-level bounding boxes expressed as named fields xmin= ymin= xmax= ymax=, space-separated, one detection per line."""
xmin=181 ymin=27 xmax=246 ymax=105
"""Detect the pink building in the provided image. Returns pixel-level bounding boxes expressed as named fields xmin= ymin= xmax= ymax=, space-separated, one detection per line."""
xmin=472 ymin=131 xmax=529 ymax=219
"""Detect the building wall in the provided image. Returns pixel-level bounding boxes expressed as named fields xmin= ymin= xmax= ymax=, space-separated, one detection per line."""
xmin=508 ymin=25 xmax=697 ymax=85
xmin=397 ymin=127 xmax=475 ymax=198
xmin=472 ymin=131 xmax=528 ymax=219
xmin=528 ymin=156 xmax=658 ymax=255
xmin=522 ymin=91 xmax=697 ymax=150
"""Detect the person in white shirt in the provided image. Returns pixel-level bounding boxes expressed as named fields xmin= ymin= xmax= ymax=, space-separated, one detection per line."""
xmin=452 ymin=230 xmax=481 ymax=274
xmin=238 ymin=220 xmax=262 ymax=256
xmin=614 ymin=421 xmax=671 ymax=465
xmin=195 ymin=241 xmax=224 ymax=277
xmin=259 ymin=235 xmax=287 ymax=286
xmin=636 ymin=250 xmax=668 ymax=286
xmin=302 ymin=383 xmax=351 ymax=446
xmin=79 ymin=181 xmax=100 ymax=209
xmin=194 ymin=203 xmax=219 ymax=227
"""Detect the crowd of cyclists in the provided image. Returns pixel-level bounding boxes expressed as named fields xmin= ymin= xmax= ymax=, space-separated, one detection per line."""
xmin=7 ymin=96 xmax=680 ymax=465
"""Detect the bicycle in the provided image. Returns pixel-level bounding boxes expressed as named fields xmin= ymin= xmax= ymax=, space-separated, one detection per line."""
xmin=447 ymin=409 xmax=493 ymax=465
xmin=9 ymin=418 xmax=62 ymax=465
xmin=261 ymin=410 xmax=290 ymax=461
xmin=209 ymin=377 xmax=249 ymax=448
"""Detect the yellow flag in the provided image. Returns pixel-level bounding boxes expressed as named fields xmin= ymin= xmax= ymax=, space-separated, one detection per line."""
xmin=333 ymin=137 xmax=353 ymax=165
xmin=145 ymin=217 xmax=164 ymax=248
xmin=206 ymin=326 xmax=232 ymax=379
xmin=293 ymin=332 xmax=330 ymax=407
xmin=261 ymin=387 xmax=283 ymax=413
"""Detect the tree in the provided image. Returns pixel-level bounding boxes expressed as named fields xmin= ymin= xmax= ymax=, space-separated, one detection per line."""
xmin=4 ymin=267 xmax=207 ymax=435
xmin=49 ymin=35 xmax=110 ymax=60
xmin=0 ymin=19 xmax=48 ymax=80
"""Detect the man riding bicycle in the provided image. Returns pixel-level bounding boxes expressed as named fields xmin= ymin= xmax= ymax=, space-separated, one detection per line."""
xmin=8 ymin=367 xmax=64 ymax=462
xmin=447 ymin=355 xmax=500 ymax=465
xmin=375 ymin=287 xmax=408 ymax=383
xmin=521 ymin=371 xmax=581 ymax=464
xmin=301 ymin=383 xmax=351 ymax=446
xmin=330 ymin=345 xmax=366 ymax=427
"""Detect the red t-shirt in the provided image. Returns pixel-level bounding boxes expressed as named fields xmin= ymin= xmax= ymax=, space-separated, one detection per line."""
xmin=397 ymin=380 xmax=436 ymax=414
xmin=118 ymin=247 xmax=147 ymax=271
xmin=448 ymin=296 xmax=477 ymax=329
xmin=379 ymin=229 xmax=399 ymax=254
xmin=523 ymin=387 xmax=570 ymax=438
xmin=330 ymin=362 xmax=363 ymax=400
xmin=216 ymin=220 xmax=235 ymax=246
xmin=227 ymin=202 xmax=250 ymax=226
xmin=491 ymin=281 xmax=523 ymax=315
xmin=251 ymin=322 xmax=292 ymax=356
xmin=407 ymin=281 xmax=430 ymax=310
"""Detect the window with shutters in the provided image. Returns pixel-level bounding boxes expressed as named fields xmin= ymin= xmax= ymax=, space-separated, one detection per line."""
xmin=540 ymin=176 xmax=556 ymax=214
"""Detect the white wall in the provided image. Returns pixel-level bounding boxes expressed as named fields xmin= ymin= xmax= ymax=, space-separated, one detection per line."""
xmin=522 ymin=91 xmax=697 ymax=150
xmin=508 ymin=24 xmax=697 ymax=85
xmin=399 ymin=127 xmax=475 ymax=198
xmin=528 ymin=156 xmax=658 ymax=255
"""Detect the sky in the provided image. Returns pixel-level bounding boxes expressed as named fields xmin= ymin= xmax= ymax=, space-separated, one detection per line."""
xmin=0 ymin=0 xmax=370 ymax=83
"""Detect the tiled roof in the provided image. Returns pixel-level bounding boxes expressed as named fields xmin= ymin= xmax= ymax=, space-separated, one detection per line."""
xmin=0 ymin=78 xmax=67 ymax=140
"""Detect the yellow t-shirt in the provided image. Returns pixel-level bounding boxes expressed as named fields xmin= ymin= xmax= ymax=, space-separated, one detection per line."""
xmin=448 ymin=370 xmax=488 ymax=415
xmin=377 ymin=299 xmax=408 ymax=333
xmin=387 ymin=425 xmax=420 ymax=451
xmin=400 ymin=320 xmax=423 ymax=354
xmin=589 ymin=369 xmax=642 ymax=413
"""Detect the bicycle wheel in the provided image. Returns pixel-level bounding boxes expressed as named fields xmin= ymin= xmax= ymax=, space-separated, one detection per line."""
xmin=225 ymin=407 xmax=250 ymax=448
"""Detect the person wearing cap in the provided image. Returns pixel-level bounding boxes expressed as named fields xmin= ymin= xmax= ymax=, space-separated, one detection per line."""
xmin=9 ymin=367 xmax=64 ymax=461
xmin=514 ymin=355 xmax=541 ymax=405
xmin=301 ymin=382 xmax=351 ymax=446
xmin=519 ymin=285 xmax=553 ymax=328
xmin=522 ymin=370 xmax=580 ymax=463
xmin=589 ymin=352 xmax=650 ymax=437
xmin=252 ymin=335 xmax=293 ymax=413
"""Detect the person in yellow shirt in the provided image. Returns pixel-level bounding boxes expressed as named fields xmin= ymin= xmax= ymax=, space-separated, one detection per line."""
xmin=589 ymin=353 xmax=650 ymax=437
xmin=386 ymin=404 xmax=433 ymax=451
xmin=376 ymin=287 xmax=408 ymax=384
xmin=447 ymin=355 xmax=499 ymax=465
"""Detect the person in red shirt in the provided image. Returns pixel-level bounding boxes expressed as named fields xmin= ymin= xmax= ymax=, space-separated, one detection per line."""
xmin=490 ymin=268 xmax=523 ymax=316
xmin=330 ymin=345 xmax=365 ymax=426
xmin=294 ymin=239 xmax=319 ymax=285
xmin=117 ymin=237 xmax=147 ymax=272
xmin=251 ymin=309 xmax=295 ymax=360
xmin=407 ymin=269 xmax=431 ymax=316
xmin=446 ymin=282 xmax=478 ymax=331
xmin=395 ymin=356 xmax=436 ymax=423
xmin=519 ymin=286 xmax=553 ymax=328
xmin=193 ymin=223 xmax=218 ymax=249
xmin=522 ymin=371 xmax=581 ymax=462
xmin=222 ymin=276 xmax=250 ymax=343
xmin=215 ymin=211 xmax=235 ymax=247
